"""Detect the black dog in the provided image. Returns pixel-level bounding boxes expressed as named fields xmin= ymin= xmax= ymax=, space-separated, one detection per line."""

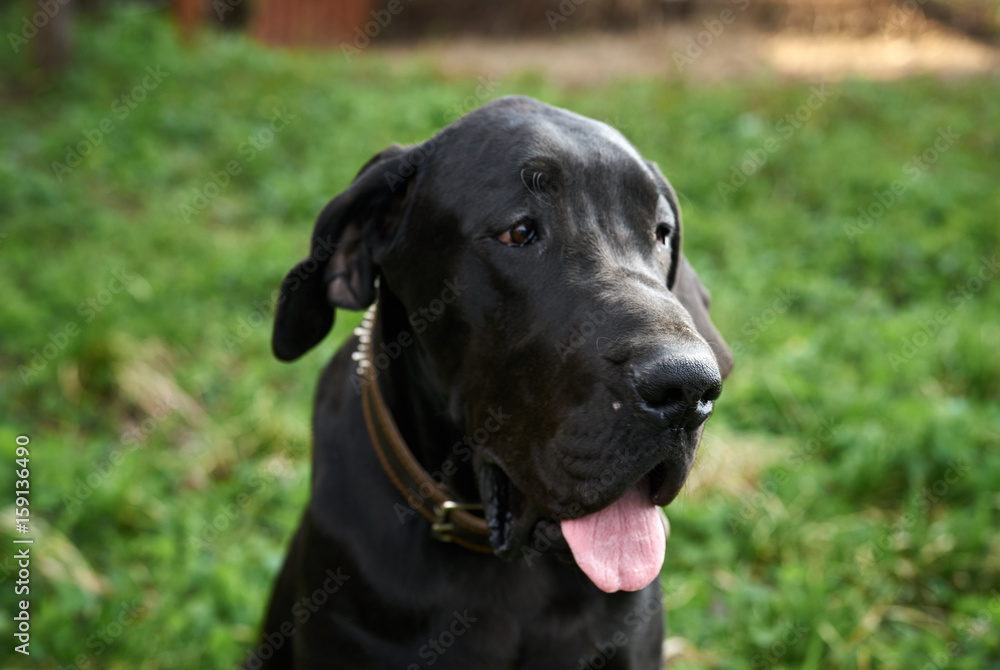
xmin=249 ymin=96 xmax=733 ymax=669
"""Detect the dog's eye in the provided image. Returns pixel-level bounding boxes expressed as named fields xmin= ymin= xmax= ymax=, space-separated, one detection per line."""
xmin=655 ymin=224 xmax=672 ymax=247
xmin=498 ymin=220 xmax=538 ymax=247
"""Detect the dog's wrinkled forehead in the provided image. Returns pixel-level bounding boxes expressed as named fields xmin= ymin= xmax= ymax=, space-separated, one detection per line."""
xmin=430 ymin=96 xmax=667 ymax=219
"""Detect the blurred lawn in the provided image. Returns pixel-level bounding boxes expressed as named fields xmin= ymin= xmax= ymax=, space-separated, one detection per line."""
xmin=1 ymin=6 xmax=999 ymax=670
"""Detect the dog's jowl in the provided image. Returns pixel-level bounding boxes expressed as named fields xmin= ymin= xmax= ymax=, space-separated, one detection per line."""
xmin=250 ymin=95 xmax=733 ymax=669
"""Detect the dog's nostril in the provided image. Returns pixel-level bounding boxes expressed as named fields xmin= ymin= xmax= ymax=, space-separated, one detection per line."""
xmin=643 ymin=386 xmax=686 ymax=409
xmin=633 ymin=351 xmax=722 ymax=430
xmin=700 ymin=383 xmax=721 ymax=404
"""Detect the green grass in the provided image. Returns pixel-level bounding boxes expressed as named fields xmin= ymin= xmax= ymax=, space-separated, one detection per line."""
xmin=1 ymin=6 xmax=998 ymax=669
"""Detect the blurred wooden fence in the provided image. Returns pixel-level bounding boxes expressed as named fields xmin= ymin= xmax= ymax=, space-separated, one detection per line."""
xmin=167 ymin=0 xmax=999 ymax=44
xmin=250 ymin=0 xmax=371 ymax=46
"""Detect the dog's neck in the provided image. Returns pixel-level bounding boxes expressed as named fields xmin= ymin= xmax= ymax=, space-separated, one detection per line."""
xmin=370 ymin=291 xmax=482 ymax=505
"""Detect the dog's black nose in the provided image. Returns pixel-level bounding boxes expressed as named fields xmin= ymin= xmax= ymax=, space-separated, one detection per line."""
xmin=633 ymin=348 xmax=722 ymax=430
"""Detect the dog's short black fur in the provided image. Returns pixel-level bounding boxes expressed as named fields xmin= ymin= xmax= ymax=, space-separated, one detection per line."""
xmin=250 ymin=96 xmax=733 ymax=669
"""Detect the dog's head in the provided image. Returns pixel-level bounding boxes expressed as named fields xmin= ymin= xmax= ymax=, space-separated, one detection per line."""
xmin=273 ymin=96 xmax=733 ymax=591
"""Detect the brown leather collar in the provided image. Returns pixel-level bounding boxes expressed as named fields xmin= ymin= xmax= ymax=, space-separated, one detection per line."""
xmin=354 ymin=304 xmax=494 ymax=554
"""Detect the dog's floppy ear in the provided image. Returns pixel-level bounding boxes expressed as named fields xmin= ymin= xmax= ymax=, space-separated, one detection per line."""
xmin=672 ymin=254 xmax=734 ymax=380
xmin=272 ymin=144 xmax=417 ymax=362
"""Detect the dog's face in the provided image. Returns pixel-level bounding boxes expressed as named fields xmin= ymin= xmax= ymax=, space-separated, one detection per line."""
xmin=273 ymin=96 xmax=733 ymax=583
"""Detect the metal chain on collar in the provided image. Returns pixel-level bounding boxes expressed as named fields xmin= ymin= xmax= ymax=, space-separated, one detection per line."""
xmin=350 ymin=303 xmax=378 ymax=379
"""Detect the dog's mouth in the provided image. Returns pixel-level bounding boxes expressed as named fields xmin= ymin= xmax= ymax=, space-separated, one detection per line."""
xmin=478 ymin=462 xmax=538 ymax=560
xmin=478 ymin=459 xmax=675 ymax=593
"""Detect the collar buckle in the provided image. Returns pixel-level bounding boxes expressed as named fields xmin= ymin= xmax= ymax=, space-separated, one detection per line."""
xmin=431 ymin=501 xmax=485 ymax=543
xmin=360 ymin=301 xmax=493 ymax=553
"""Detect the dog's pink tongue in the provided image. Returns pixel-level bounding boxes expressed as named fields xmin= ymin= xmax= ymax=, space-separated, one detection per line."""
xmin=561 ymin=484 xmax=665 ymax=593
